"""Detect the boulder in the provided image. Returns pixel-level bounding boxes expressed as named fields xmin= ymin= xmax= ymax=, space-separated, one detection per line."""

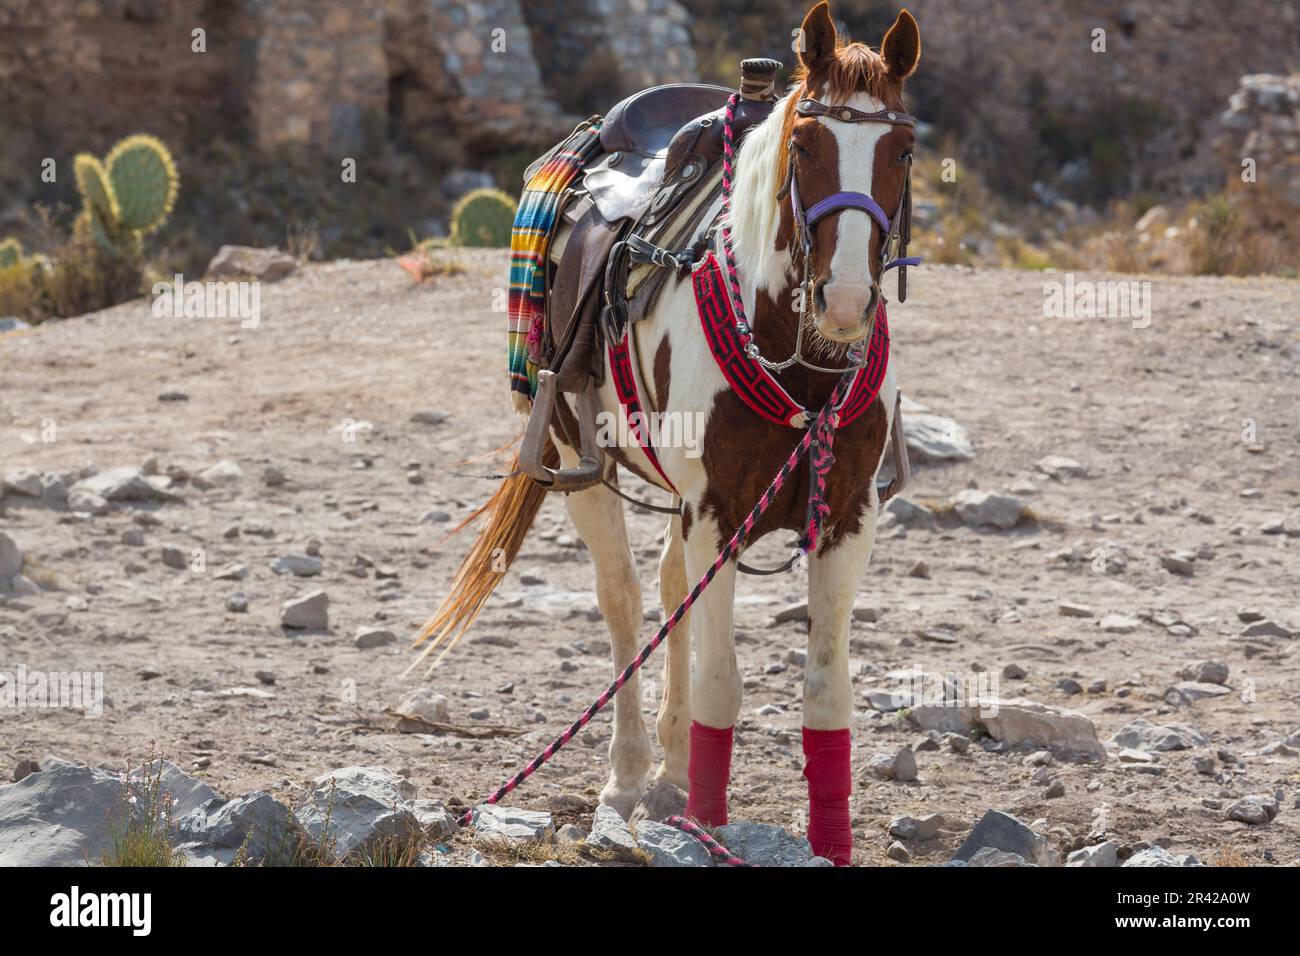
xmin=1123 ymin=846 xmax=1181 ymax=867
xmin=2 ymin=468 xmax=43 ymax=497
xmin=952 ymin=810 xmax=1057 ymax=867
xmin=411 ymin=800 xmax=459 ymax=841
xmin=1110 ymin=718 xmax=1208 ymax=752
xmin=355 ymin=627 xmax=397 ymax=649
xmin=1226 ymin=795 xmax=1279 ymax=826
xmin=70 ymin=466 xmax=181 ymax=504
xmin=295 ymin=767 xmax=420 ymax=860
xmin=0 ymin=531 xmax=22 ymax=580
xmin=586 ymin=804 xmax=640 ymax=861
xmin=634 ymin=819 xmax=713 ymax=866
xmin=176 ymin=791 xmax=298 ymax=865
xmin=629 ymin=779 xmax=687 ymax=826
xmin=472 ymin=805 xmax=555 ymax=845
xmin=908 ymin=697 xmax=1104 ymax=758
xmin=951 ymin=489 xmax=1026 ymax=529
xmin=0 ymin=762 xmax=128 ymax=865
xmin=713 ymin=821 xmax=816 ymax=867
xmin=280 ymin=590 xmax=329 ymax=630
xmin=1066 ymin=840 xmax=1119 ymax=867
xmin=393 ymin=688 xmax=450 ymax=730
xmin=904 ymin=413 xmax=974 ymax=463
xmin=193 ymin=460 xmax=244 ymax=489
xmin=271 ymin=554 xmax=322 ymax=577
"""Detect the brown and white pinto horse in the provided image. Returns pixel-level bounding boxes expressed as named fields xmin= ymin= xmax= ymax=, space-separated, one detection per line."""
xmin=418 ymin=3 xmax=921 ymax=865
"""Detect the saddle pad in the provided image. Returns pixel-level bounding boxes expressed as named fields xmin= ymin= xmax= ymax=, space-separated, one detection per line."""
xmin=692 ymin=251 xmax=890 ymax=428
xmin=508 ymin=120 xmax=605 ymax=401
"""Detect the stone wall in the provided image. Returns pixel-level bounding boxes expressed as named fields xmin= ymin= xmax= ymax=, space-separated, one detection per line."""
xmin=1219 ymin=74 xmax=1300 ymax=234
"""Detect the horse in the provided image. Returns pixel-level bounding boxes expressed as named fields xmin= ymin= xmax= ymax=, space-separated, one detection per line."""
xmin=416 ymin=2 xmax=922 ymax=866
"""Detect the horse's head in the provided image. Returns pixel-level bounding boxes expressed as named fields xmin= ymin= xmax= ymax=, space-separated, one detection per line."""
xmin=781 ymin=3 xmax=921 ymax=344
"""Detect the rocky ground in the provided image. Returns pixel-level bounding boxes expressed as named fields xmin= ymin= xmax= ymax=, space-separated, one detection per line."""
xmin=1 ymin=252 xmax=1298 ymax=866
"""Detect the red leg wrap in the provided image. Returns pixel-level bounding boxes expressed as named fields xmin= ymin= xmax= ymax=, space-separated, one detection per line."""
xmin=686 ymin=721 xmax=733 ymax=826
xmin=802 ymin=726 xmax=852 ymax=866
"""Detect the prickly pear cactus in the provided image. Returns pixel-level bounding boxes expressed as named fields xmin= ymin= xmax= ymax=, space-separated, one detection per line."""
xmin=0 ymin=237 xmax=22 ymax=268
xmin=105 ymin=135 xmax=179 ymax=234
xmin=74 ymin=154 xmax=120 ymax=235
xmin=449 ymin=188 xmax=516 ymax=248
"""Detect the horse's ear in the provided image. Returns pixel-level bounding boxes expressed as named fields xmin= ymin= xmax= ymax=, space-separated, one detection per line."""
xmin=881 ymin=9 xmax=921 ymax=78
xmin=798 ymin=1 xmax=838 ymax=74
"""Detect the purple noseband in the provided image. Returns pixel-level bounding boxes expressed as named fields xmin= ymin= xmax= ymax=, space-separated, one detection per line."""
xmin=804 ymin=192 xmax=891 ymax=232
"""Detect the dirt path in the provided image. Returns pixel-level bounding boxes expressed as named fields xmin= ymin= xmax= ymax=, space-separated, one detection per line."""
xmin=2 ymin=253 xmax=1298 ymax=865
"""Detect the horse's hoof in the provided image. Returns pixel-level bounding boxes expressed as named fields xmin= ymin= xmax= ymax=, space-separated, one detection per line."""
xmin=598 ymin=782 xmax=645 ymax=821
xmin=652 ymin=764 xmax=690 ymax=793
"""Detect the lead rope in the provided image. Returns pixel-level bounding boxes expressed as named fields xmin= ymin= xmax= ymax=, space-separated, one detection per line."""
xmin=456 ymin=373 xmax=854 ymax=864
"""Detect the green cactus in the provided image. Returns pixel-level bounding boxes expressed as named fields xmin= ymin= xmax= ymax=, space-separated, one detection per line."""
xmin=72 ymin=134 xmax=179 ymax=252
xmin=449 ymin=188 xmax=516 ymax=248
xmin=105 ymin=135 xmax=179 ymax=233
xmin=0 ymin=237 xmax=22 ymax=269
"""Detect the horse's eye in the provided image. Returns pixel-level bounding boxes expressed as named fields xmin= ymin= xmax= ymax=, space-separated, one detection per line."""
xmin=897 ymin=150 xmax=914 ymax=163
xmin=793 ymin=142 xmax=810 ymax=158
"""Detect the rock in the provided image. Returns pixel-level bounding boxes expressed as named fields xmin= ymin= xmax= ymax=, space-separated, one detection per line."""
xmin=952 ymin=810 xmax=1057 ymax=867
xmin=909 ymin=697 xmax=1104 ymax=758
xmin=887 ymin=840 xmax=911 ymax=862
xmin=889 ymin=813 xmax=943 ymax=841
xmin=0 ymin=317 xmax=31 ymax=332
xmin=951 ymin=489 xmax=1025 ymax=529
xmin=193 ymin=460 xmax=243 ymax=489
xmin=907 ymin=560 xmax=930 ymax=578
xmin=410 ymin=410 xmax=449 ymax=426
xmin=881 ymin=496 xmax=934 ymax=527
xmin=586 ymin=804 xmax=640 ymax=860
xmin=1168 ymin=681 xmax=1231 ymax=703
xmin=175 ymin=791 xmax=298 ymax=865
xmin=1240 ymin=620 xmax=1295 ymax=639
xmin=280 ymin=590 xmax=330 ymax=630
xmin=3 ymin=469 xmax=42 ymax=497
xmin=0 ymin=531 xmax=22 ymax=580
xmin=713 ymin=821 xmax=815 ymax=867
xmin=773 ymin=601 xmax=808 ymax=624
xmin=0 ymin=759 xmax=216 ymax=866
xmin=904 ymin=413 xmax=974 ymax=463
xmin=158 ymin=389 xmax=189 ymax=402
xmin=214 ymin=562 xmax=248 ymax=580
xmin=67 ymin=489 xmax=109 ymax=514
xmin=411 ymin=800 xmax=459 ymax=841
xmin=1123 ymin=846 xmax=1181 ymax=867
xmin=393 ymin=688 xmax=450 ymax=729
xmin=121 ymin=528 xmax=145 ymax=546
xmin=1227 ymin=795 xmax=1279 ymax=825
xmin=634 ymin=820 xmax=713 ymax=867
xmin=1035 ymin=455 xmax=1087 ymax=479
xmin=869 ymin=747 xmax=917 ymax=782
xmin=1067 ymin=840 xmax=1119 ymax=867
xmin=12 ymin=758 xmax=40 ymax=782
xmin=262 ymin=465 xmax=286 ymax=486
xmin=355 ymin=626 xmax=397 ymax=649
xmin=225 ymin=593 xmax=248 ymax=613
xmin=1058 ymin=602 xmax=1093 ymax=618
xmin=160 ymin=544 xmax=189 ymax=570
xmin=629 ymin=779 xmax=687 ymax=826
xmin=472 ymin=805 xmax=554 ymax=845
xmin=1100 ymin=613 xmax=1140 ymax=634
xmin=557 ymin=823 xmax=587 ymax=843
xmin=1002 ymin=663 xmax=1027 ymax=679
xmin=70 ymin=466 xmax=180 ymax=503
xmin=1045 ymin=780 xmax=1066 ymax=799
xmin=852 ymin=605 xmax=881 ymax=623
xmin=1160 ymin=552 xmax=1196 ymax=576
xmin=1110 ymin=718 xmax=1208 ymax=752
xmin=968 ymin=847 xmax=1034 ymax=866
xmin=271 ymin=554 xmax=322 ymax=577
xmin=295 ymin=767 xmax=419 ymax=860
xmin=1180 ymin=660 xmax=1229 ymax=685
xmin=206 ymin=245 xmax=297 ymax=282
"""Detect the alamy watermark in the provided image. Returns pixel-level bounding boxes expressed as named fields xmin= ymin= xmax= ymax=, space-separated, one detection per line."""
xmin=0 ymin=665 xmax=104 ymax=718
xmin=596 ymin=411 xmax=705 ymax=458
xmin=151 ymin=274 xmax=261 ymax=329
xmin=1043 ymin=274 xmax=1151 ymax=329
xmin=882 ymin=665 xmax=1002 ymax=717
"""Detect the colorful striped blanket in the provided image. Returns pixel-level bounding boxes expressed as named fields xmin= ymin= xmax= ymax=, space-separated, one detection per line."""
xmin=507 ymin=119 xmax=605 ymax=404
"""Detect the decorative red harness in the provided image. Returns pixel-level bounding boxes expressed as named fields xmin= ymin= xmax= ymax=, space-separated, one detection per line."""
xmin=607 ymin=251 xmax=890 ymax=492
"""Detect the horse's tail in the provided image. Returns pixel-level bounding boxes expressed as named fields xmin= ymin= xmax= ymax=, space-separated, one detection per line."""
xmin=406 ymin=443 xmax=555 ymax=675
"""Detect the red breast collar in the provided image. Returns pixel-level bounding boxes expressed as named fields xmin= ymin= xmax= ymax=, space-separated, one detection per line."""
xmin=607 ymin=251 xmax=891 ymax=494
xmin=693 ymin=251 xmax=889 ymax=428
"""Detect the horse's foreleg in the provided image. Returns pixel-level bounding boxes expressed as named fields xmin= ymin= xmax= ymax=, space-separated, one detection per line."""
xmin=683 ymin=511 xmax=740 ymax=825
xmin=804 ymin=508 xmax=879 ymax=866
xmin=558 ymin=447 xmax=651 ymax=819
xmin=654 ymin=513 xmax=691 ymax=790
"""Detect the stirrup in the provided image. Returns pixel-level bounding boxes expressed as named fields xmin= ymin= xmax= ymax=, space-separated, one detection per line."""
xmin=518 ymin=371 xmax=605 ymax=492
xmin=876 ymin=392 xmax=911 ymax=503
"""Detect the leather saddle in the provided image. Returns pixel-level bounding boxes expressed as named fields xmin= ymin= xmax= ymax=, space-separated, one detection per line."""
xmin=519 ymin=62 xmax=787 ymax=491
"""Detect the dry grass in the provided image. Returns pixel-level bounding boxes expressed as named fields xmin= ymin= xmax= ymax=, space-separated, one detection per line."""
xmin=1209 ymin=848 xmax=1250 ymax=867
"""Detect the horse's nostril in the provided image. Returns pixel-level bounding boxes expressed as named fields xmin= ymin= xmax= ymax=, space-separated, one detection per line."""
xmin=813 ymin=278 xmax=828 ymax=313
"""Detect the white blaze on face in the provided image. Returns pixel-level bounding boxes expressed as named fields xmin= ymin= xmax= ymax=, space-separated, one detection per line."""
xmin=820 ymin=92 xmax=891 ymax=325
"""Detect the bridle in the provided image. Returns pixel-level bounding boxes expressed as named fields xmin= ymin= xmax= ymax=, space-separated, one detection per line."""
xmin=718 ymin=93 xmax=921 ymax=376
